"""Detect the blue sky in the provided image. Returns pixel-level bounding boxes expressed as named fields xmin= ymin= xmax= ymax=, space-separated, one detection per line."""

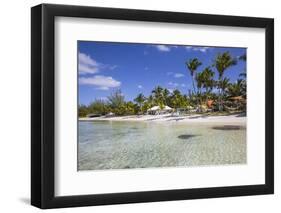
xmin=78 ymin=41 xmax=246 ymax=105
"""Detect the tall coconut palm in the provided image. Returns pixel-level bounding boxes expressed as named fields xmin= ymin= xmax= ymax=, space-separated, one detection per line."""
xmin=134 ymin=93 xmax=146 ymax=113
xmin=214 ymin=52 xmax=237 ymax=110
xmin=186 ymin=58 xmax=202 ymax=94
xmin=214 ymin=52 xmax=237 ymax=80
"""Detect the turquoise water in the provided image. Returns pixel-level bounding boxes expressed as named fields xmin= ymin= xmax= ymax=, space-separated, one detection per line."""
xmin=78 ymin=121 xmax=246 ymax=171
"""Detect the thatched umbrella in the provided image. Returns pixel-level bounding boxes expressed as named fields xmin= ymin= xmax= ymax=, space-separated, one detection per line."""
xmin=228 ymin=96 xmax=246 ymax=111
xmin=229 ymin=96 xmax=244 ymax=101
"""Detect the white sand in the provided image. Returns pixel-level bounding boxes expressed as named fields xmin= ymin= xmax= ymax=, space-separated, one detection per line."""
xmin=79 ymin=113 xmax=246 ymax=125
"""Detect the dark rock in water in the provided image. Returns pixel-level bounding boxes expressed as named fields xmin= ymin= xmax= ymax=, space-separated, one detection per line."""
xmin=130 ymin=127 xmax=139 ymax=130
xmin=178 ymin=134 xmax=199 ymax=139
xmin=212 ymin=125 xmax=244 ymax=130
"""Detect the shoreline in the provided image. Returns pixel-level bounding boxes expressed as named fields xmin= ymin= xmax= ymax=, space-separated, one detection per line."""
xmin=79 ymin=113 xmax=246 ymax=125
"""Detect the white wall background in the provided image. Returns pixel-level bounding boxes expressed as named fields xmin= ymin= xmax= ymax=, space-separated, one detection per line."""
xmin=0 ymin=0 xmax=279 ymax=212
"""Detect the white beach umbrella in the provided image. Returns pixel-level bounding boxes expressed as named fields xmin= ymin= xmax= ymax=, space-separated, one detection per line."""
xmin=163 ymin=105 xmax=172 ymax=110
xmin=148 ymin=106 xmax=160 ymax=111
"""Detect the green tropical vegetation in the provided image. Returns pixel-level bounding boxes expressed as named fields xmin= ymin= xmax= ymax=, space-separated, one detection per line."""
xmin=79 ymin=51 xmax=246 ymax=117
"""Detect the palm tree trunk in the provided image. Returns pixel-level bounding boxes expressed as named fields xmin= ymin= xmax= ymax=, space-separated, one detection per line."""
xmin=192 ymin=76 xmax=196 ymax=94
xmin=218 ymin=79 xmax=223 ymax=111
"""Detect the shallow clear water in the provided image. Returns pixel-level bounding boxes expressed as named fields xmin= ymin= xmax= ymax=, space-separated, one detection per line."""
xmin=78 ymin=121 xmax=246 ymax=171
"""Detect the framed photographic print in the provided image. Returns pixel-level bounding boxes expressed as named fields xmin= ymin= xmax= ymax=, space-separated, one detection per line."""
xmin=31 ymin=4 xmax=274 ymax=209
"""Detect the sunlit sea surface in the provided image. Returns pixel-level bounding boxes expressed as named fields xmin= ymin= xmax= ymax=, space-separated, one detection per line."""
xmin=78 ymin=121 xmax=246 ymax=171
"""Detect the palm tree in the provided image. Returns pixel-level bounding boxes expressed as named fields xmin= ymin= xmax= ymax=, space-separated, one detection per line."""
xmin=202 ymin=67 xmax=215 ymax=103
xmin=219 ymin=77 xmax=230 ymax=97
xmin=227 ymin=79 xmax=244 ymax=97
xmin=162 ymin=88 xmax=170 ymax=105
xmin=214 ymin=52 xmax=237 ymax=80
xmin=214 ymin=52 xmax=237 ymax=110
xmin=201 ymin=67 xmax=215 ymax=94
xmin=195 ymin=67 xmax=216 ymax=104
xmin=147 ymin=95 xmax=154 ymax=105
xmin=195 ymin=72 xmax=204 ymax=94
xmin=143 ymin=95 xmax=154 ymax=112
xmin=125 ymin=101 xmax=136 ymax=115
xmin=134 ymin=93 xmax=146 ymax=113
xmin=170 ymin=89 xmax=185 ymax=109
xmin=152 ymin=86 xmax=164 ymax=108
xmin=186 ymin=58 xmax=202 ymax=94
xmin=239 ymin=53 xmax=247 ymax=78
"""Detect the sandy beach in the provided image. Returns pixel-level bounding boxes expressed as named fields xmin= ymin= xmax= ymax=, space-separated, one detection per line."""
xmin=79 ymin=113 xmax=246 ymax=125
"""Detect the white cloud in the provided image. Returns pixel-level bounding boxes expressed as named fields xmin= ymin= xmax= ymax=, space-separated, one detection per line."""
xmin=168 ymin=82 xmax=179 ymax=87
xmin=185 ymin=46 xmax=211 ymax=53
xmin=153 ymin=45 xmax=180 ymax=52
xmin=168 ymin=88 xmax=174 ymax=93
xmin=79 ymin=52 xmax=97 ymax=66
xmin=79 ymin=64 xmax=99 ymax=74
xmin=155 ymin=45 xmax=171 ymax=52
xmin=181 ymin=83 xmax=186 ymax=87
xmin=79 ymin=75 xmax=121 ymax=90
xmin=78 ymin=52 xmax=100 ymax=74
xmin=79 ymin=52 xmax=117 ymax=74
xmin=167 ymin=72 xmax=185 ymax=78
xmin=137 ymin=85 xmax=143 ymax=89
xmin=174 ymin=73 xmax=185 ymax=78
xmin=194 ymin=47 xmax=210 ymax=52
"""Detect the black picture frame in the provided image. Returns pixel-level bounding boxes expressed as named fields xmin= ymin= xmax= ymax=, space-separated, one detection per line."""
xmin=31 ymin=3 xmax=274 ymax=209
